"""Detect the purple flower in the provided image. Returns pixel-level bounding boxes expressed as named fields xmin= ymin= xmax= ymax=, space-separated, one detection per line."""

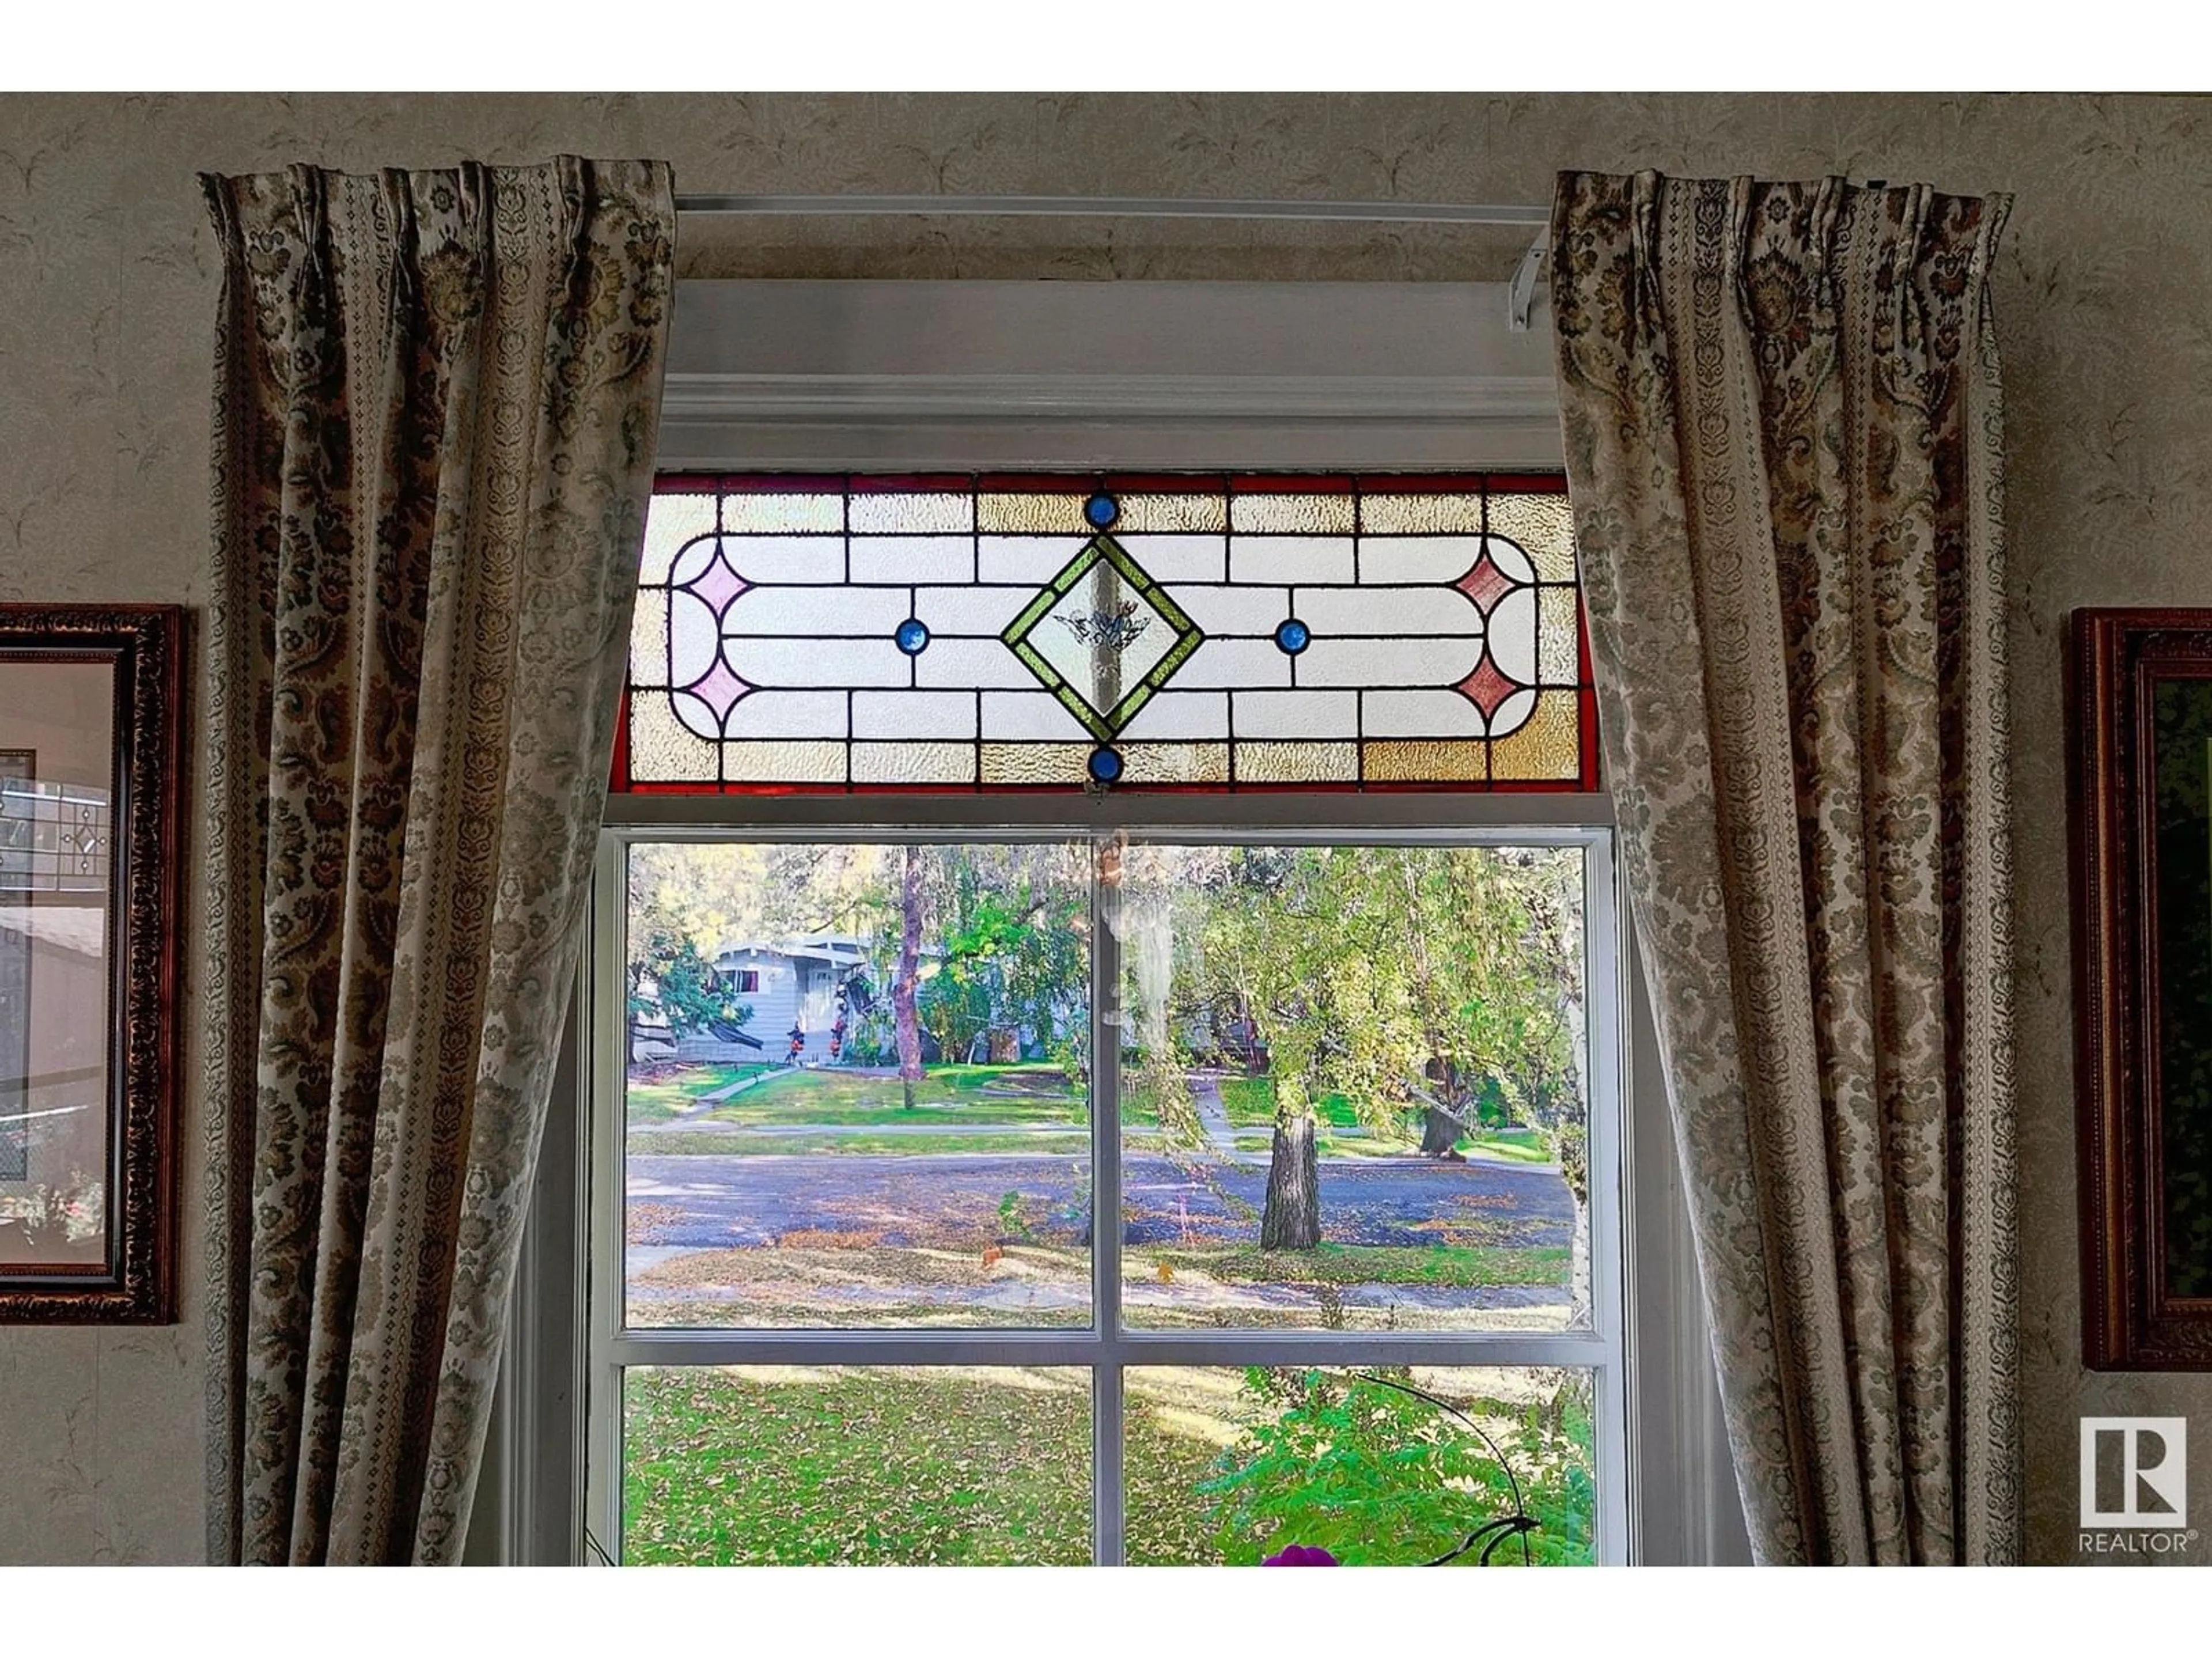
xmin=1262 ymin=1544 xmax=1340 ymax=1566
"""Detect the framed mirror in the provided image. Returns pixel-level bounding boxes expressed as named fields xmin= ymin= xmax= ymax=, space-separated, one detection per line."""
xmin=2071 ymin=608 xmax=2212 ymax=1369
xmin=0 ymin=605 xmax=180 ymax=1323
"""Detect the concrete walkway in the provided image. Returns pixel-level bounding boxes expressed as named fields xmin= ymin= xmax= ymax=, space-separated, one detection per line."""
xmin=1189 ymin=1074 xmax=1256 ymax=1162
xmin=695 ymin=1070 xmax=772 ymax=1104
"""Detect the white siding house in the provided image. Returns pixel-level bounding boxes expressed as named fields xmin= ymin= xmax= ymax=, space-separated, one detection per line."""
xmin=701 ymin=935 xmax=874 ymax=1064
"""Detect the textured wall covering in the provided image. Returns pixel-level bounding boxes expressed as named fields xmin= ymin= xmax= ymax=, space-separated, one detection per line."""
xmin=0 ymin=92 xmax=2206 ymax=1566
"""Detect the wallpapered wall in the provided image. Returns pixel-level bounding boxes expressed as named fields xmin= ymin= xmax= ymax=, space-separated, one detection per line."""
xmin=0 ymin=92 xmax=2204 ymax=1566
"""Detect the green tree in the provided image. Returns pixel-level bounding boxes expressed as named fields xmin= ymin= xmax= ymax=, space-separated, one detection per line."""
xmin=626 ymin=844 xmax=764 ymax=1042
xmin=916 ymin=843 xmax=1090 ymax=1067
xmin=1150 ymin=845 xmax=1586 ymax=1260
xmin=628 ymin=926 xmax=751 ymax=1039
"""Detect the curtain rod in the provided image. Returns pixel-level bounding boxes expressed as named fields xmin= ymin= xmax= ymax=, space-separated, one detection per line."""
xmin=671 ymin=195 xmax=1555 ymax=330
xmin=673 ymin=194 xmax=1551 ymax=227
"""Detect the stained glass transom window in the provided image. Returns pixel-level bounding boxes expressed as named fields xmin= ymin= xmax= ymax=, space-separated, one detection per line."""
xmin=615 ymin=474 xmax=1596 ymax=793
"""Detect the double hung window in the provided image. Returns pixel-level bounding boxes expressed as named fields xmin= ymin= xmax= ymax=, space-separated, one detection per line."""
xmin=585 ymin=471 xmax=1628 ymax=1566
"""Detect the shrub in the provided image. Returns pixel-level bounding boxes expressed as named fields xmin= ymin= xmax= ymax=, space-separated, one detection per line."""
xmin=1198 ymin=1367 xmax=1596 ymax=1566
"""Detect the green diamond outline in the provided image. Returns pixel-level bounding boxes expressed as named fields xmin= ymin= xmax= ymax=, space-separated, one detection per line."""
xmin=1001 ymin=533 xmax=1206 ymax=743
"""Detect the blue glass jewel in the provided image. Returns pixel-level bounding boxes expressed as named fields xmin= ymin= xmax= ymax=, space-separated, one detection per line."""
xmin=895 ymin=618 xmax=931 ymax=655
xmin=1084 ymin=493 xmax=1119 ymax=529
xmin=1274 ymin=618 xmax=1312 ymax=655
xmin=1086 ymin=745 xmax=1124 ymax=784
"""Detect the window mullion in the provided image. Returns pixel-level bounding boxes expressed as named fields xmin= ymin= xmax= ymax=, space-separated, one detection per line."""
xmin=1090 ymin=829 xmax=1126 ymax=1565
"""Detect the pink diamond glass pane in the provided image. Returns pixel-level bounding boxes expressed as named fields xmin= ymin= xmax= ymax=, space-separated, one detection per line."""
xmin=683 ymin=548 xmax=749 ymax=616
xmin=684 ymin=657 xmax=750 ymax=730
xmin=1456 ymin=555 xmax=1518 ymax=616
xmin=1457 ymin=654 xmax=1522 ymax=724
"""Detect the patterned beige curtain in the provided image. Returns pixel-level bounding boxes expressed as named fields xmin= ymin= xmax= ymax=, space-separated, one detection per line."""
xmin=1548 ymin=171 xmax=2019 ymax=1564
xmin=200 ymin=157 xmax=675 ymax=1565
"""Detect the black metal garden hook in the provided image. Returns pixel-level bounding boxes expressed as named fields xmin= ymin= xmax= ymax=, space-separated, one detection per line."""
xmin=1349 ymin=1370 xmax=1539 ymax=1567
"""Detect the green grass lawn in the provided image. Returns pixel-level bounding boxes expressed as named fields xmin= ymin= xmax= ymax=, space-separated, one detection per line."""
xmin=626 ymin=1063 xmax=774 ymax=1126
xmin=1120 ymin=1074 xmax=1360 ymax=1132
xmin=695 ymin=1062 xmax=1085 ymax=1128
xmin=1220 ymin=1077 xmax=1555 ymax=1160
xmin=1132 ymin=1240 xmax=1570 ymax=1290
xmin=1221 ymin=1126 xmax=1554 ymax=1163
xmin=620 ymin=1365 xmax=1591 ymax=1566
xmin=622 ymin=1366 xmax=1244 ymax=1565
xmin=643 ymin=1065 xmax=1557 ymax=1164
xmin=623 ymin=1366 xmax=1094 ymax=1565
xmin=1464 ymin=1127 xmax=1552 ymax=1163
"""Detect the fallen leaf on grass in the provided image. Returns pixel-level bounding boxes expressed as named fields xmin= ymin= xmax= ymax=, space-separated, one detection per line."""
xmin=777 ymin=1228 xmax=885 ymax=1249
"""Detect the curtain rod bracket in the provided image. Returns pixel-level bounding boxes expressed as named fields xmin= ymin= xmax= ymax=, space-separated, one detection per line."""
xmin=1508 ymin=237 xmax=1547 ymax=333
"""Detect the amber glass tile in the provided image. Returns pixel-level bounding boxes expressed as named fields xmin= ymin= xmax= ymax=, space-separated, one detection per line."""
xmin=980 ymin=741 xmax=1090 ymax=785
xmin=627 ymin=690 xmax=719 ymax=782
xmin=979 ymin=493 xmax=1089 ymax=535
xmin=639 ymin=494 xmax=717 ymax=583
xmin=1233 ymin=740 xmax=1358 ymax=783
xmin=1487 ymin=689 xmax=1582 ymax=781
xmin=1486 ymin=493 xmax=1578 ymax=582
xmin=1115 ymin=492 xmax=1229 ymax=533
xmin=1361 ymin=738 xmax=1490 ymax=783
xmin=1358 ymin=491 xmax=1483 ymax=535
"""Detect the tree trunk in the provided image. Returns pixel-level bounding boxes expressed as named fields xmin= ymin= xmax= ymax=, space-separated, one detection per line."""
xmin=1419 ymin=1105 xmax=1461 ymax=1157
xmin=1408 ymin=1082 xmax=1475 ymax=1160
xmin=1259 ymin=1111 xmax=1321 ymax=1249
xmin=895 ymin=843 xmax=923 ymax=1110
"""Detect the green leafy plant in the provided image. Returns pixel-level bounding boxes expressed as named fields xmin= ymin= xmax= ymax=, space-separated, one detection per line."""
xmin=997 ymin=1190 xmax=1037 ymax=1243
xmin=1198 ymin=1367 xmax=1596 ymax=1566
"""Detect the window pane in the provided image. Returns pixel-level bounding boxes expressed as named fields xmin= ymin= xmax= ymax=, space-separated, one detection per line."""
xmin=1116 ymin=842 xmax=1588 ymax=1332
xmin=624 ymin=841 xmax=1092 ymax=1329
xmin=617 ymin=474 xmax=1596 ymax=794
xmin=1124 ymin=1365 xmax=1597 ymax=1566
xmin=623 ymin=1366 xmax=1092 ymax=1565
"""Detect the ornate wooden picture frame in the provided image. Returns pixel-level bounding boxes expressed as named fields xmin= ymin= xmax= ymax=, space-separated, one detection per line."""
xmin=2071 ymin=608 xmax=2212 ymax=1369
xmin=0 ymin=605 xmax=180 ymax=1323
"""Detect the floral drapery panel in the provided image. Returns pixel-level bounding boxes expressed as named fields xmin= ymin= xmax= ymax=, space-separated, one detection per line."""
xmin=201 ymin=157 xmax=675 ymax=1565
xmin=1549 ymin=171 xmax=2019 ymax=1564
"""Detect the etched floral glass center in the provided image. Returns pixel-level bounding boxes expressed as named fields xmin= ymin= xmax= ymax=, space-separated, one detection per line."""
xmin=1001 ymin=536 xmax=1203 ymax=743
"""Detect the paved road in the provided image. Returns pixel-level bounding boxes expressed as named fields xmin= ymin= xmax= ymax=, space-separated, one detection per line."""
xmin=632 ymin=1119 xmax=1088 ymax=1137
xmin=627 ymin=1147 xmax=1574 ymax=1251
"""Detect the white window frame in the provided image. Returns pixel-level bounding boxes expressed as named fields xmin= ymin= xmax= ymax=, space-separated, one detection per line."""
xmin=476 ymin=279 xmax=1749 ymax=1568
xmin=585 ymin=805 xmax=1623 ymax=1566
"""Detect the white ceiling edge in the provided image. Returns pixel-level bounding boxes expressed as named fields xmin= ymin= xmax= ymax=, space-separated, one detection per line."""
xmin=658 ymin=280 xmax=1563 ymax=472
